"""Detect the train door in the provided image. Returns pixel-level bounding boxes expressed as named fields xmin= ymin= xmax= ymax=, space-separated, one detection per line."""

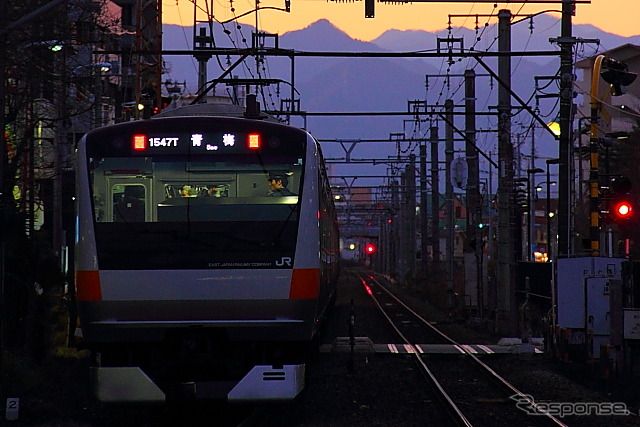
xmin=107 ymin=178 xmax=151 ymax=223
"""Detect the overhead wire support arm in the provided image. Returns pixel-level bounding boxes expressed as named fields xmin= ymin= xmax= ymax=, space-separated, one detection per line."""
xmin=472 ymin=56 xmax=559 ymax=139
xmin=448 ymin=10 xmax=563 ymax=24
xmin=216 ymin=7 xmax=290 ymax=24
xmin=347 ymin=0 xmax=589 ymax=5
xmin=320 ymin=138 xmax=430 ymax=143
xmin=191 ymin=54 xmax=249 ymax=104
xmin=266 ymin=110 xmax=495 ymax=116
xmin=149 ymin=47 xmax=559 ymax=59
xmin=356 ymin=0 xmax=589 ymax=17
xmin=436 ymin=111 xmax=498 ymax=169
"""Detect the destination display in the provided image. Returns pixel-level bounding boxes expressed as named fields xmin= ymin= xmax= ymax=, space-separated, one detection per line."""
xmin=132 ymin=131 xmax=266 ymax=154
xmin=86 ymin=117 xmax=308 ymax=158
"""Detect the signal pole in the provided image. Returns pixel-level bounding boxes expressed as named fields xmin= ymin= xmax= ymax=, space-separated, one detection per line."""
xmin=133 ymin=0 xmax=162 ymax=116
xmin=588 ymin=55 xmax=605 ymax=256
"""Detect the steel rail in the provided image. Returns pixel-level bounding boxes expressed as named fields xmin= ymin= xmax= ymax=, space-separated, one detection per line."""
xmin=366 ymin=274 xmax=568 ymax=427
xmin=358 ymin=274 xmax=473 ymax=427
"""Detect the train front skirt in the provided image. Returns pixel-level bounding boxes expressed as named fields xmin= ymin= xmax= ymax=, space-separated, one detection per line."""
xmin=92 ymin=364 xmax=305 ymax=403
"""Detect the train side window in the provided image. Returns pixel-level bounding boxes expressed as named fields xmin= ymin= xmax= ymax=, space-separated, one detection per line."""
xmin=113 ymin=184 xmax=146 ymax=222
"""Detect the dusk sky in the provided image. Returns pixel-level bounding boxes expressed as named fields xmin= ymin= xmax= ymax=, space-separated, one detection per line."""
xmin=162 ymin=0 xmax=640 ymax=42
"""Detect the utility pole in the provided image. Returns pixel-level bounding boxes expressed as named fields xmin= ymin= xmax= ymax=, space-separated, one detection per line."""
xmin=529 ymin=123 xmax=536 ymax=261
xmin=391 ymin=180 xmax=400 ymax=278
xmin=556 ymin=0 xmax=575 ymax=257
xmin=430 ymin=125 xmax=441 ymax=297
xmin=399 ymin=171 xmax=407 ymax=279
xmin=406 ymin=155 xmax=417 ymax=285
xmin=445 ymin=100 xmax=455 ymax=309
xmin=420 ymin=142 xmax=429 ymax=281
xmin=496 ymin=9 xmax=516 ymax=335
xmin=465 ymin=69 xmax=481 ymax=316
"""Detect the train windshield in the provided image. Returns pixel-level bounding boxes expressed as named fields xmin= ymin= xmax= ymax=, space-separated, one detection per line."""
xmin=85 ymin=121 xmax=307 ymax=270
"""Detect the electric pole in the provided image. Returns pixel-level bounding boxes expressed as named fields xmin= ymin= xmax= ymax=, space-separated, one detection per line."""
xmin=556 ymin=0 xmax=575 ymax=257
xmin=496 ymin=9 xmax=516 ymax=335
xmin=445 ymin=99 xmax=455 ymax=309
xmin=420 ymin=141 xmax=429 ymax=281
xmin=465 ymin=69 xmax=482 ymax=317
xmin=430 ymin=125 xmax=442 ymax=297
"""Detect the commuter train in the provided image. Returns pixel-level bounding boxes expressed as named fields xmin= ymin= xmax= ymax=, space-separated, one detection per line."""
xmin=74 ymin=97 xmax=340 ymax=403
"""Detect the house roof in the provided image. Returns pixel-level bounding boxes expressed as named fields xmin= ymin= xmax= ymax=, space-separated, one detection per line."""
xmin=575 ymin=44 xmax=640 ymax=68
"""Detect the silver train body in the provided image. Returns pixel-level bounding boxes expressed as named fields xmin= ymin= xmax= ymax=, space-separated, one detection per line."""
xmin=74 ymin=103 xmax=340 ymax=402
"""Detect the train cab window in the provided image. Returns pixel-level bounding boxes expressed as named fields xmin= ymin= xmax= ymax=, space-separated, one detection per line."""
xmin=113 ymin=184 xmax=146 ymax=222
xmin=90 ymin=156 xmax=302 ymax=225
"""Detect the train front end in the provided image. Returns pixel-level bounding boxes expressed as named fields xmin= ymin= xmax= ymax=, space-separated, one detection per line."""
xmin=74 ymin=112 xmax=337 ymax=403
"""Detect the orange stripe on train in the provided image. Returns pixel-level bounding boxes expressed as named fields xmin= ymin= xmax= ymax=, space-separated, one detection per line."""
xmin=75 ymin=270 xmax=102 ymax=301
xmin=289 ymin=268 xmax=320 ymax=299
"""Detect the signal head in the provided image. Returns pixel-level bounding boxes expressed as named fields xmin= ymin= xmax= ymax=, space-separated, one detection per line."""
xmin=613 ymin=200 xmax=633 ymax=220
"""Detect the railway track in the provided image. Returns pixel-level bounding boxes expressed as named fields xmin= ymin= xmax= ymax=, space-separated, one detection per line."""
xmin=360 ymin=273 xmax=567 ymax=427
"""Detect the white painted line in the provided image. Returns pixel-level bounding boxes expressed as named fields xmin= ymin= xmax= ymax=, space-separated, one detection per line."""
xmin=453 ymin=345 xmax=466 ymax=354
xmin=404 ymin=344 xmax=415 ymax=354
xmin=461 ymin=345 xmax=477 ymax=354
xmin=477 ymin=345 xmax=495 ymax=354
xmin=388 ymin=344 xmax=399 ymax=353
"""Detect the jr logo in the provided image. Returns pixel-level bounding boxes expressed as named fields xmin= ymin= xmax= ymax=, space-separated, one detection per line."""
xmin=275 ymin=257 xmax=292 ymax=267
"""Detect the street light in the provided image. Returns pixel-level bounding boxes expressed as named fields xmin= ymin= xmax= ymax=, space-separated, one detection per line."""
xmin=546 ymin=120 xmax=561 ymax=137
xmin=527 ymin=168 xmax=544 ymax=261
xmin=536 ymin=181 xmax=556 ymax=194
xmin=72 ymin=62 xmax=112 ymax=76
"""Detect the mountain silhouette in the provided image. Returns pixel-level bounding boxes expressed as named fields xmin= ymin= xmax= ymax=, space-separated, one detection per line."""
xmin=160 ymin=17 xmax=640 ymax=176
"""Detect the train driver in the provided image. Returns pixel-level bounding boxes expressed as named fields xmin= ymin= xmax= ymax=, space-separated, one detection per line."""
xmin=267 ymin=173 xmax=296 ymax=197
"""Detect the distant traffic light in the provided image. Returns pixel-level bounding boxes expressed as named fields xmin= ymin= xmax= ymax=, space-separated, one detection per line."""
xmin=365 ymin=243 xmax=376 ymax=255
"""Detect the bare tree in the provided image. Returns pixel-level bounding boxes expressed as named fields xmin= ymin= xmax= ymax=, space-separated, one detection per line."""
xmin=2 ymin=0 xmax=118 ymax=359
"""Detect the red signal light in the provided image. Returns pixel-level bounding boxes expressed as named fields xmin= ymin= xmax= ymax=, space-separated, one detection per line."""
xmin=614 ymin=200 xmax=633 ymax=219
xmin=365 ymin=243 xmax=376 ymax=254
